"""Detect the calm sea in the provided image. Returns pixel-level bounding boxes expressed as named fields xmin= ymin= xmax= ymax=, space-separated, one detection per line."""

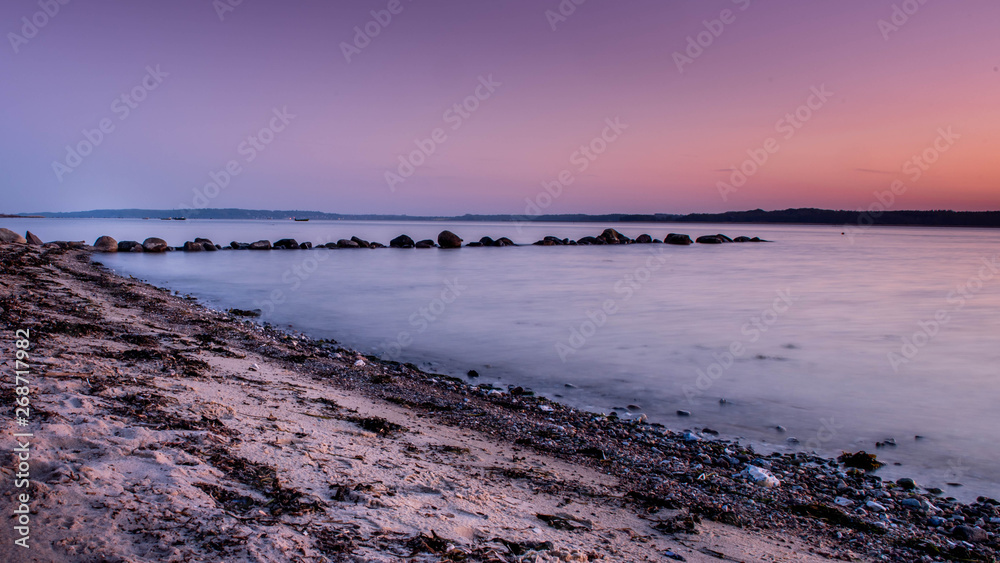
xmin=8 ymin=217 xmax=1000 ymax=500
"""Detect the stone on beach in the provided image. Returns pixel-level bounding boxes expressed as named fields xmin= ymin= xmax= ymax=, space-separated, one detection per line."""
xmin=25 ymin=231 xmax=44 ymax=245
xmin=437 ymin=230 xmax=463 ymax=249
xmin=747 ymin=465 xmax=781 ymax=488
xmin=142 ymin=237 xmax=169 ymax=252
xmin=0 ymin=228 xmax=28 ymax=244
xmin=93 ymin=236 xmax=119 ymax=252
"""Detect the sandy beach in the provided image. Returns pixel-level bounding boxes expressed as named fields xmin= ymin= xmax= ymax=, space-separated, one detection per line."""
xmin=1 ymin=242 xmax=997 ymax=562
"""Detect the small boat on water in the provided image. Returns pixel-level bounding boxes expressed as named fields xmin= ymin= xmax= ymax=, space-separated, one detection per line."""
xmin=294 ymin=218 xmax=309 ymax=222
xmin=172 ymin=217 xmax=187 ymax=221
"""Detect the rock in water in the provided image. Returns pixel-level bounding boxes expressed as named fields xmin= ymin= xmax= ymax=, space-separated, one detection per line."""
xmin=415 ymin=239 xmax=435 ymax=248
xmin=696 ymin=235 xmax=723 ymax=244
xmin=182 ymin=241 xmax=205 ymax=252
xmin=273 ymin=238 xmax=299 ymax=249
xmin=93 ymin=236 xmax=118 ymax=252
xmin=0 ymin=228 xmax=28 ymax=244
xmin=337 ymin=239 xmax=360 ymax=248
xmin=390 ymin=234 xmax=415 ymax=248
xmin=142 ymin=237 xmax=169 ymax=252
xmin=249 ymin=240 xmax=272 ymax=250
xmin=25 ymin=231 xmax=43 ymax=245
xmin=118 ymin=241 xmax=143 ymax=252
xmin=635 ymin=234 xmax=653 ymax=244
xmin=350 ymin=236 xmax=370 ymax=248
xmin=665 ymin=233 xmax=693 ymax=245
xmin=438 ymin=230 xmax=463 ymax=248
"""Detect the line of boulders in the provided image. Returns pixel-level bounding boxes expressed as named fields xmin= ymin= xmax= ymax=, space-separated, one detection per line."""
xmin=1 ymin=227 xmax=767 ymax=253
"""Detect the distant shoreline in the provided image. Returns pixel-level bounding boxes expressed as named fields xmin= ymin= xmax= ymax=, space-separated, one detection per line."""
xmin=9 ymin=207 xmax=1000 ymax=229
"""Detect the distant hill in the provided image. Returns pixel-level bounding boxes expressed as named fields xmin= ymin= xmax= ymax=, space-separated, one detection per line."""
xmin=16 ymin=207 xmax=1000 ymax=227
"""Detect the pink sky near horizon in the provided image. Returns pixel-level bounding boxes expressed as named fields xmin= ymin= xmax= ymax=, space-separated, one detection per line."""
xmin=0 ymin=0 xmax=997 ymax=215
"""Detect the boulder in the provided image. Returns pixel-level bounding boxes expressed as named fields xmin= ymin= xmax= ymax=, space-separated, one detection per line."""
xmin=183 ymin=241 xmax=205 ymax=252
xmin=577 ymin=236 xmax=605 ymax=245
xmin=496 ymin=237 xmax=514 ymax=247
xmin=142 ymin=237 xmax=169 ymax=252
xmin=390 ymin=234 xmax=415 ymax=248
xmin=273 ymin=238 xmax=299 ymax=249
xmin=438 ymin=230 xmax=463 ymax=249
xmin=543 ymin=236 xmax=565 ymax=245
xmin=415 ymin=239 xmax=436 ymax=248
xmin=598 ymin=228 xmax=629 ymax=244
xmin=204 ymin=243 xmax=218 ymax=251
xmin=229 ymin=241 xmax=249 ymax=250
xmin=369 ymin=242 xmax=385 ymax=248
xmin=715 ymin=233 xmax=733 ymax=242
xmin=337 ymin=239 xmax=360 ymax=248
xmin=194 ymin=237 xmax=214 ymax=245
xmin=93 ymin=236 xmax=118 ymax=252
xmin=0 ymin=228 xmax=27 ymax=244
xmin=299 ymin=242 xmax=313 ymax=249
xmin=118 ymin=241 xmax=143 ymax=252
xmin=350 ymin=236 xmax=371 ymax=249
xmin=696 ymin=235 xmax=723 ymax=244
xmin=733 ymin=236 xmax=752 ymax=243
xmin=534 ymin=239 xmax=556 ymax=246
xmin=635 ymin=234 xmax=653 ymax=244
xmin=665 ymin=233 xmax=693 ymax=245
xmin=25 ymin=231 xmax=43 ymax=245
xmin=249 ymin=240 xmax=272 ymax=250
xmin=479 ymin=236 xmax=496 ymax=247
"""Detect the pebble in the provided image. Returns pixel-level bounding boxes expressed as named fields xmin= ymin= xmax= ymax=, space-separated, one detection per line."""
xmin=865 ymin=501 xmax=887 ymax=512
xmin=746 ymin=466 xmax=781 ymax=488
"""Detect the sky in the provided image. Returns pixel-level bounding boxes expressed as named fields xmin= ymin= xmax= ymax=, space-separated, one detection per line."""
xmin=1 ymin=0 xmax=998 ymax=215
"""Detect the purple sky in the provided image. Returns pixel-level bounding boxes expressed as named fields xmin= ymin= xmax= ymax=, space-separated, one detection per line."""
xmin=2 ymin=0 xmax=998 ymax=215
